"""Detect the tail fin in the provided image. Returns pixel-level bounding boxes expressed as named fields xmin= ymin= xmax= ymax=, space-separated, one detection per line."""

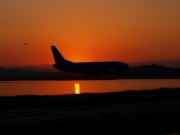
xmin=51 ymin=45 xmax=66 ymax=64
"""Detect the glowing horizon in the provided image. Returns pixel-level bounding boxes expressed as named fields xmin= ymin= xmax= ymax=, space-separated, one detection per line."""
xmin=0 ymin=0 xmax=180 ymax=68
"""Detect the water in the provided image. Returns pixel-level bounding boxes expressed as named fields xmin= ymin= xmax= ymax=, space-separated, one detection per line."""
xmin=0 ymin=79 xmax=180 ymax=96
xmin=1 ymin=79 xmax=180 ymax=135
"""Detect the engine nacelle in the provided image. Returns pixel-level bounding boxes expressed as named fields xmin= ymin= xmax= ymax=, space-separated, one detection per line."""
xmin=106 ymin=68 xmax=115 ymax=73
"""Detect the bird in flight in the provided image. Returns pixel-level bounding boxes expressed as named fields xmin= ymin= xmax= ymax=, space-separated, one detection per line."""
xmin=24 ymin=43 xmax=28 ymax=45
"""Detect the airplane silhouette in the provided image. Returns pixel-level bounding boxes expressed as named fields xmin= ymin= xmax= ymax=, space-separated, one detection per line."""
xmin=51 ymin=45 xmax=130 ymax=77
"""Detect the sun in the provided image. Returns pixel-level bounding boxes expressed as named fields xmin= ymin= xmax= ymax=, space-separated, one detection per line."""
xmin=75 ymin=83 xmax=80 ymax=94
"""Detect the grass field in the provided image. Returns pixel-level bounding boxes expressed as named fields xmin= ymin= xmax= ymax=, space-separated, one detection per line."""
xmin=0 ymin=87 xmax=180 ymax=134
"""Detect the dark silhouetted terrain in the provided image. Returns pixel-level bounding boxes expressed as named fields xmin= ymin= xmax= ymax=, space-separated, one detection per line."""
xmin=1 ymin=87 xmax=180 ymax=134
xmin=0 ymin=64 xmax=180 ymax=80
xmin=1 ymin=64 xmax=180 ymax=134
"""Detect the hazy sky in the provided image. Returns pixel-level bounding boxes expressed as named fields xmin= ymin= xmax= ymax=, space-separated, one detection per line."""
xmin=0 ymin=0 xmax=180 ymax=67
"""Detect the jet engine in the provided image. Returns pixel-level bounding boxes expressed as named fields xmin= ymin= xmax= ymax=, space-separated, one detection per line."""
xmin=106 ymin=68 xmax=115 ymax=73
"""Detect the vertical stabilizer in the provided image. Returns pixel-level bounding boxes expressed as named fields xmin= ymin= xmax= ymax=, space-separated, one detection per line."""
xmin=51 ymin=45 xmax=66 ymax=64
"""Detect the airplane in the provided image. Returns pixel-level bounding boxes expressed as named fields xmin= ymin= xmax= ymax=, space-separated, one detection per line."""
xmin=51 ymin=45 xmax=130 ymax=77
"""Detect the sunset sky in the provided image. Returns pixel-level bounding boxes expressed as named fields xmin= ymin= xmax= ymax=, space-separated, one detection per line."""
xmin=0 ymin=0 xmax=180 ymax=68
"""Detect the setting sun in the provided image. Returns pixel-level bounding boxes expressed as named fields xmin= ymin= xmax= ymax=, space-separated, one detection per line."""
xmin=75 ymin=83 xmax=80 ymax=94
xmin=0 ymin=1 xmax=180 ymax=68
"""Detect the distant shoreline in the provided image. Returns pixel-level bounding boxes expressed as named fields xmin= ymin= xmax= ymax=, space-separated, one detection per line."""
xmin=1 ymin=64 xmax=180 ymax=80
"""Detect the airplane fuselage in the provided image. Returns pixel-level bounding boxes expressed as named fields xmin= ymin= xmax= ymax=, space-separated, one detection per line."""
xmin=53 ymin=61 xmax=129 ymax=74
xmin=51 ymin=45 xmax=130 ymax=77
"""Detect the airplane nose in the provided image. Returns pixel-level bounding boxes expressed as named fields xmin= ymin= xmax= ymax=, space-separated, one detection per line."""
xmin=116 ymin=63 xmax=130 ymax=72
xmin=126 ymin=64 xmax=130 ymax=69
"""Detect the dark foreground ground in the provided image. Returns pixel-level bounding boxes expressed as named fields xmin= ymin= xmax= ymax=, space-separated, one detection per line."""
xmin=1 ymin=87 xmax=180 ymax=134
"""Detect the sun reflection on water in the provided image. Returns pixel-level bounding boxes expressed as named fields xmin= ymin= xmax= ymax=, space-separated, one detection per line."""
xmin=75 ymin=83 xmax=80 ymax=94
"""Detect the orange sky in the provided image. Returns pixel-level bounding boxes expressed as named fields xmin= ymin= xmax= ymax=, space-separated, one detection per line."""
xmin=0 ymin=0 xmax=180 ymax=68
